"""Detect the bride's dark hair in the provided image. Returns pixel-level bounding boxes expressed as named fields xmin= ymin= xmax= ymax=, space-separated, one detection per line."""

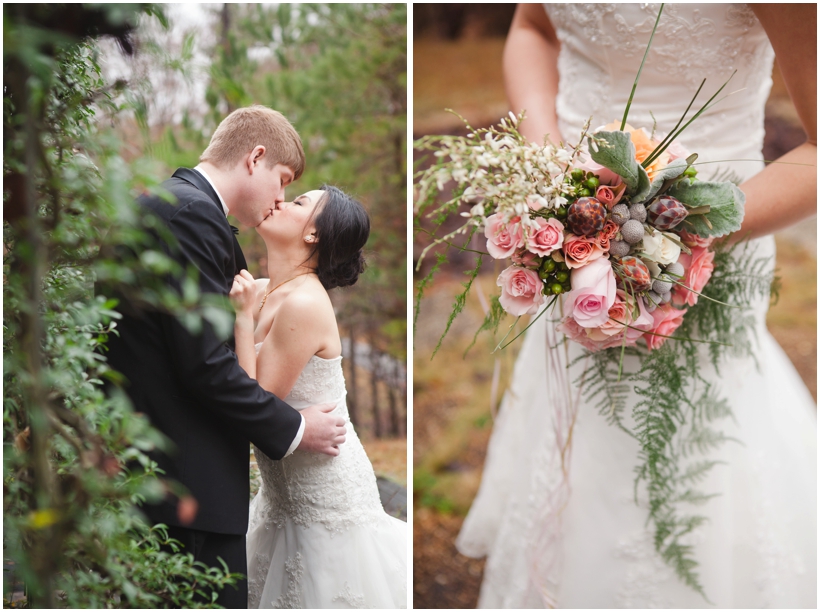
xmin=309 ymin=185 xmax=370 ymax=289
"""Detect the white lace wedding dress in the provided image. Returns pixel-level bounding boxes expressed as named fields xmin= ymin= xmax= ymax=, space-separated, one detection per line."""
xmin=246 ymin=347 xmax=407 ymax=608
xmin=456 ymin=4 xmax=816 ymax=608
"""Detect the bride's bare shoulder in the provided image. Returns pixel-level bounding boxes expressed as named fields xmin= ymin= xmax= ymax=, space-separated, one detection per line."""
xmin=277 ymin=278 xmax=336 ymax=328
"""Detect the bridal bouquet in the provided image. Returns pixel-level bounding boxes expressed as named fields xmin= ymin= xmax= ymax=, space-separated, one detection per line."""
xmin=414 ymin=4 xmax=776 ymax=600
xmin=417 ymin=114 xmax=744 ymax=355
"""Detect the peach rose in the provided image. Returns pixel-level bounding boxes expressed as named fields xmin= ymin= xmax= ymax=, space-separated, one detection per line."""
xmin=679 ymin=229 xmax=714 ymax=249
xmin=595 ymin=219 xmax=620 ymax=251
xmin=645 ymin=303 xmax=687 ymax=350
xmin=672 ymin=246 xmax=715 ymax=307
xmin=527 ymin=217 xmax=565 ymax=257
xmin=497 ymin=266 xmax=545 ymax=316
xmin=596 ymin=183 xmax=627 ymax=209
xmin=562 ymin=257 xmax=617 ymax=328
xmin=557 ymin=316 xmax=611 ymax=352
xmin=484 ymin=214 xmax=525 ymax=259
xmin=563 ymin=233 xmax=608 ymax=269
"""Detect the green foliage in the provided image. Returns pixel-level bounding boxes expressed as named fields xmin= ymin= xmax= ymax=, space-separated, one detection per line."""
xmin=588 ymin=130 xmax=650 ymax=199
xmin=574 ymin=242 xmax=775 ymax=598
xmin=673 ymin=180 xmax=747 ymax=238
xmin=4 ymin=6 xmax=238 ymax=607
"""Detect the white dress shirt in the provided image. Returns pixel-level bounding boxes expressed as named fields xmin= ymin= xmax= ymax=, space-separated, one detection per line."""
xmin=193 ymin=165 xmax=305 ymax=458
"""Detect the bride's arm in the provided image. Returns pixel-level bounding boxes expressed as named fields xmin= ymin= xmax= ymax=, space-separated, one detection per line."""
xmin=733 ymin=4 xmax=816 ymax=242
xmin=255 ymin=291 xmax=334 ymax=399
xmin=503 ymin=4 xmax=563 ymax=144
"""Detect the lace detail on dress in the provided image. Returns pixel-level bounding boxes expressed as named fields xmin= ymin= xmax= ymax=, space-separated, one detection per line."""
xmin=248 ymin=550 xmax=272 ymax=609
xmin=544 ymin=3 xmax=774 ymax=181
xmin=272 ymin=552 xmax=304 ymax=609
xmin=332 ymin=582 xmax=367 ymax=609
xmin=252 ymin=353 xmax=385 ymax=535
xmin=286 ymin=356 xmax=346 ymax=404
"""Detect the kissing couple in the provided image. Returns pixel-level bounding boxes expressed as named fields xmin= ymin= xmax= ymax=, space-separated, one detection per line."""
xmin=106 ymin=105 xmax=407 ymax=608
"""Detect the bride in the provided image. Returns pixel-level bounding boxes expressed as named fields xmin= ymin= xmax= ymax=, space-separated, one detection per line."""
xmin=229 ymin=185 xmax=406 ymax=608
xmin=456 ymin=4 xmax=816 ymax=608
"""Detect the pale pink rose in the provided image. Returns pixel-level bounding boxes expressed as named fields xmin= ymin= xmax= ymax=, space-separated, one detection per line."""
xmin=511 ymin=248 xmax=540 ymax=269
xmin=497 ymin=266 xmax=545 ymax=316
xmin=484 ymin=214 xmax=524 ymax=259
xmin=556 ymin=316 xmax=610 ymax=352
xmin=665 ymin=140 xmax=691 ymax=162
xmin=594 ymin=219 xmax=620 ymax=251
xmin=585 ymin=290 xmax=654 ymax=345
xmin=578 ymin=157 xmax=624 ymax=187
xmin=672 ymin=246 xmax=715 ymax=307
xmin=527 ymin=217 xmax=565 ymax=257
xmin=563 ymin=233 xmax=608 ymax=269
xmin=562 ymin=257 xmax=617 ymax=328
xmin=679 ymin=229 xmax=714 ymax=249
xmin=644 ymin=304 xmax=687 ymax=350
xmin=595 ymin=183 xmax=626 ymax=209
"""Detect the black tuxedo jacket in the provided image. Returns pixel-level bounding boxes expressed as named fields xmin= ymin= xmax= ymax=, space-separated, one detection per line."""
xmin=105 ymin=168 xmax=302 ymax=535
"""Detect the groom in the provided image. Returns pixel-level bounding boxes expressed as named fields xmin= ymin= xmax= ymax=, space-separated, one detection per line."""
xmin=105 ymin=106 xmax=345 ymax=607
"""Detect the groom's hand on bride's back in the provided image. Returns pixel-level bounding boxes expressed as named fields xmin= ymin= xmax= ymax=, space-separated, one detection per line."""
xmin=299 ymin=403 xmax=346 ymax=456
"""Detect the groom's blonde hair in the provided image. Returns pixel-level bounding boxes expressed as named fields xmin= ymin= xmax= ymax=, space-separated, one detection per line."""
xmin=200 ymin=105 xmax=305 ymax=178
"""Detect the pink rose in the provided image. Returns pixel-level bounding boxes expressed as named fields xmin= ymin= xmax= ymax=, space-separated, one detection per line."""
xmin=666 ymin=140 xmax=691 ymax=162
xmin=645 ymin=304 xmax=687 ymax=350
xmin=556 ymin=316 xmax=610 ymax=352
xmin=497 ymin=266 xmax=545 ymax=316
xmin=485 ymin=214 xmax=524 ymax=259
xmin=672 ymin=246 xmax=715 ymax=307
xmin=595 ymin=183 xmax=626 ymax=209
xmin=562 ymin=257 xmax=617 ymax=328
xmin=527 ymin=217 xmax=565 ymax=256
xmin=578 ymin=157 xmax=624 ymax=187
xmin=563 ymin=233 xmax=608 ymax=269
xmin=586 ymin=290 xmax=654 ymax=344
xmin=511 ymin=248 xmax=540 ymax=269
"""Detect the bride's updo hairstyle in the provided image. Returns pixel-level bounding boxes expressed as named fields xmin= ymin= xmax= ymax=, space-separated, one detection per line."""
xmin=310 ymin=186 xmax=370 ymax=290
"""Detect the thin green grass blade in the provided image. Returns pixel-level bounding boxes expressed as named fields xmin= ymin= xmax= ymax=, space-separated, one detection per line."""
xmin=641 ymin=79 xmax=706 ymax=169
xmin=620 ymin=3 xmax=665 ymax=130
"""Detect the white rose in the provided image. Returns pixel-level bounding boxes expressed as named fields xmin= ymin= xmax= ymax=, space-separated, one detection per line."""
xmin=641 ymin=232 xmax=681 ymax=266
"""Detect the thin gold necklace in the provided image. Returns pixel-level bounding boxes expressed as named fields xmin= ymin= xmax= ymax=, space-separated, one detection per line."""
xmin=258 ymin=271 xmax=314 ymax=312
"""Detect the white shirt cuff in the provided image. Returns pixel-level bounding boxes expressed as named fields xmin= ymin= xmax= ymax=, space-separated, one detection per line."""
xmin=283 ymin=414 xmax=305 ymax=457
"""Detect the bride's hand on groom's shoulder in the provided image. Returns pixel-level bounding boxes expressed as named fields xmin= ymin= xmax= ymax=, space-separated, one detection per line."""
xmin=299 ymin=403 xmax=346 ymax=457
xmin=230 ymin=269 xmax=257 ymax=322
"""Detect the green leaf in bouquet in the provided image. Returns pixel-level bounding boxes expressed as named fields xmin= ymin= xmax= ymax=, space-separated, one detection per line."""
xmin=642 ymin=158 xmax=690 ymax=202
xmin=670 ymin=180 xmax=746 ymax=237
xmin=588 ymin=130 xmax=650 ymax=199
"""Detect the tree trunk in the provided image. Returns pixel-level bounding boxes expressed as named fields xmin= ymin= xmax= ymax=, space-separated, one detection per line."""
xmin=370 ymin=335 xmax=381 ymax=438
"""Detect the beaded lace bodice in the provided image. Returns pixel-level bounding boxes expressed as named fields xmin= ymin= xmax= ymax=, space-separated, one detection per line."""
xmin=544 ymin=3 xmax=774 ymax=183
xmin=249 ymin=349 xmax=384 ymax=536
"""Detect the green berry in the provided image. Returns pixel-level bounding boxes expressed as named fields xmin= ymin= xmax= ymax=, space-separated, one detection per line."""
xmin=556 ymin=206 xmax=568 ymax=219
xmin=551 ymin=283 xmax=564 ymax=295
xmin=584 ymin=176 xmax=600 ymax=190
xmin=555 ymin=270 xmax=569 ymax=283
xmin=557 ymin=261 xmax=569 ymax=271
xmin=571 ymin=168 xmax=584 ymax=182
xmin=541 ymin=258 xmax=556 ymax=273
xmin=578 ymin=187 xmax=592 ymax=198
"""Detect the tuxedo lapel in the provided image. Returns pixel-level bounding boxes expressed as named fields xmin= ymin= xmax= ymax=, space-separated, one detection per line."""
xmin=172 ymin=168 xmax=247 ymax=273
